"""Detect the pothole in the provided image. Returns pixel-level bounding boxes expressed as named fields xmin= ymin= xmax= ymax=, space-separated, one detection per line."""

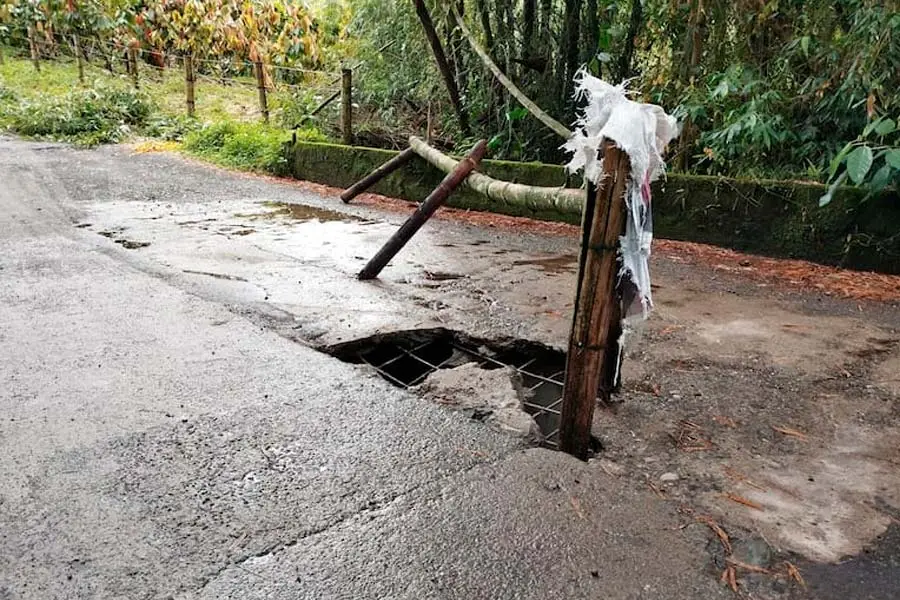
xmin=326 ymin=329 xmax=584 ymax=450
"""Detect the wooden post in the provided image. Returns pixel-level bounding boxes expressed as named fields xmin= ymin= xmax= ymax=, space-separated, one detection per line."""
xmin=341 ymin=67 xmax=353 ymax=145
xmin=129 ymin=47 xmax=139 ymax=89
xmin=558 ymin=143 xmax=630 ymax=459
xmin=358 ymin=140 xmax=487 ymax=280
xmin=184 ymin=53 xmax=195 ymax=117
xmin=255 ymin=60 xmax=269 ymax=123
xmin=341 ymin=147 xmax=417 ymax=203
xmin=27 ymin=27 xmax=40 ymax=72
xmin=72 ymin=35 xmax=84 ymax=83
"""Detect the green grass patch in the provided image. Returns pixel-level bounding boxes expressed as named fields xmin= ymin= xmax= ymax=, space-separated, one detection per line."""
xmin=0 ymin=81 xmax=153 ymax=145
xmin=183 ymin=120 xmax=325 ymax=175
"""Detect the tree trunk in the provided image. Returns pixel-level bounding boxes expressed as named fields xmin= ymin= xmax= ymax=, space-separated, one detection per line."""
xmin=617 ymin=0 xmax=643 ymax=81
xmin=477 ymin=0 xmax=494 ymax=49
xmin=27 ymin=27 xmax=40 ymax=72
xmin=411 ymin=0 xmax=470 ymax=135
xmin=583 ymin=0 xmax=598 ymax=66
xmin=560 ymin=0 xmax=581 ymax=106
xmin=73 ymin=35 xmax=85 ymax=83
xmin=524 ymin=0 xmax=536 ymax=51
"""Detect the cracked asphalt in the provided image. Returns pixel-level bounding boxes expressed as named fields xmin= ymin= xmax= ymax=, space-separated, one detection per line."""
xmin=0 ymin=137 xmax=735 ymax=599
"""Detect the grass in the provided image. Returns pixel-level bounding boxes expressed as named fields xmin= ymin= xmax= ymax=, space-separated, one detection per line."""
xmin=0 ymin=54 xmax=329 ymax=173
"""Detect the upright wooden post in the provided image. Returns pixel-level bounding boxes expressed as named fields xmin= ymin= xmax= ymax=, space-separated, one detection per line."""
xmin=358 ymin=140 xmax=487 ymax=280
xmin=255 ymin=60 xmax=269 ymax=123
xmin=184 ymin=53 xmax=195 ymax=117
xmin=129 ymin=47 xmax=139 ymax=89
xmin=341 ymin=67 xmax=353 ymax=145
xmin=27 ymin=27 xmax=40 ymax=72
xmin=73 ymin=35 xmax=84 ymax=83
xmin=558 ymin=143 xmax=630 ymax=459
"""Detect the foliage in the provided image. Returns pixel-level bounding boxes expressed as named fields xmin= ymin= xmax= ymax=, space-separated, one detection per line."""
xmin=821 ymin=116 xmax=900 ymax=206
xmin=183 ymin=119 xmax=324 ymax=173
xmin=1 ymin=80 xmax=152 ymax=144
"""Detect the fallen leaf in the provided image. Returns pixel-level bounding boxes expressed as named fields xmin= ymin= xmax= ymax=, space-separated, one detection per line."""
xmin=697 ymin=515 xmax=732 ymax=555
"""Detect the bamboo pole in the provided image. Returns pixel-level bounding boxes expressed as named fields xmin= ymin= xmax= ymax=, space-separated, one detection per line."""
xmin=73 ymin=35 xmax=84 ymax=83
xmin=341 ymin=67 xmax=353 ymax=145
xmin=409 ymin=136 xmax=583 ymax=214
xmin=255 ymin=60 xmax=269 ymax=123
xmin=184 ymin=53 xmax=195 ymax=117
xmin=341 ymin=147 xmax=417 ymax=203
xmin=358 ymin=140 xmax=487 ymax=280
xmin=451 ymin=5 xmax=570 ymax=139
xmin=558 ymin=143 xmax=630 ymax=459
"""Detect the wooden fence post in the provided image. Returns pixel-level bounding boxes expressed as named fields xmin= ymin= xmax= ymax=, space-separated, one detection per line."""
xmin=341 ymin=66 xmax=353 ymax=145
xmin=558 ymin=143 xmax=630 ymax=459
xmin=184 ymin=53 xmax=195 ymax=117
xmin=358 ymin=140 xmax=487 ymax=280
xmin=27 ymin=27 xmax=40 ymax=72
xmin=255 ymin=60 xmax=269 ymax=123
xmin=129 ymin=47 xmax=139 ymax=89
xmin=72 ymin=35 xmax=84 ymax=83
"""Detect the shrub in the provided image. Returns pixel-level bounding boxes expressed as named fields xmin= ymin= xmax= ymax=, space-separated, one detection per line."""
xmin=183 ymin=121 xmax=325 ymax=175
xmin=4 ymin=83 xmax=153 ymax=145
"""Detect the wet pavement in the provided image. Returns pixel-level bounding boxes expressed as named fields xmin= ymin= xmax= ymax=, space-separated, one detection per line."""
xmin=1 ymin=137 xmax=899 ymax=599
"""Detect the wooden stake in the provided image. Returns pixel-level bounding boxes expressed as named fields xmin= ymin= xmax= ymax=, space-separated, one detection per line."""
xmin=129 ymin=47 xmax=139 ymax=89
xmin=27 ymin=27 xmax=40 ymax=72
xmin=358 ymin=140 xmax=487 ymax=280
xmin=341 ymin=67 xmax=353 ymax=145
xmin=559 ymin=143 xmax=630 ymax=459
xmin=184 ymin=53 xmax=195 ymax=117
xmin=255 ymin=60 xmax=269 ymax=123
xmin=341 ymin=147 xmax=417 ymax=203
xmin=73 ymin=35 xmax=84 ymax=83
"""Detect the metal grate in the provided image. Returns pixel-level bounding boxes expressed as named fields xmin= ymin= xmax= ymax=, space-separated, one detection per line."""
xmin=333 ymin=330 xmax=566 ymax=448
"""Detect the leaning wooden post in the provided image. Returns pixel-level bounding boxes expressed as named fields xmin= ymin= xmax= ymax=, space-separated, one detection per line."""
xmin=73 ymin=35 xmax=85 ymax=83
xmin=558 ymin=142 xmax=630 ymax=459
xmin=358 ymin=140 xmax=487 ymax=280
xmin=255 ymin=59 xmax=269 ymax=123
xmin=184 ymin=52 xmax=195 ymax=117
xmin=341 ymin=66 xmax=353 ymax=145
xmin=129 ymin=47 xmax=139 ymax=88
xmin=27 ymin=26 xmax=40 ymax=72
xmin=341 ymin=147 xmax=417 ymax=203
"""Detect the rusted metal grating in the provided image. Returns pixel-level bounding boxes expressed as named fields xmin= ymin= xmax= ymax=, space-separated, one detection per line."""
xmin=347 ymin=331 xmax=565 ymax=448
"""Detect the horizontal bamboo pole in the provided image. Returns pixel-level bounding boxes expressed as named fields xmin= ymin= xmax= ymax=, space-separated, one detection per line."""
xmin=409 ymin=136 xmax=583 ymax=214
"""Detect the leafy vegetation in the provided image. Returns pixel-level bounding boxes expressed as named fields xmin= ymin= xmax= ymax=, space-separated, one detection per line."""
xmin=0 ymin=0 xmax=897 ymax=202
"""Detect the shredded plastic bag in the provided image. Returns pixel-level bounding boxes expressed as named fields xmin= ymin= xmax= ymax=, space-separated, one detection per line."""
xmin=562 ymin=71 xmax=678 ymax=383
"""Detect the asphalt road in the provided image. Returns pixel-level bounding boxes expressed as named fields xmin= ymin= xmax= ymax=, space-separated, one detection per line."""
xmin=0 ymin=137 xmax=730 ymax=599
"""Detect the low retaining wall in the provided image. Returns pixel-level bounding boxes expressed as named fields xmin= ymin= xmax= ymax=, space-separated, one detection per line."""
xmin=286 ymin=141 xmax=900 ymax=274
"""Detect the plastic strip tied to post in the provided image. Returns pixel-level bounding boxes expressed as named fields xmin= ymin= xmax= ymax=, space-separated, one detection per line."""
xmin=562 ymin=71 xmax=679 ymax=377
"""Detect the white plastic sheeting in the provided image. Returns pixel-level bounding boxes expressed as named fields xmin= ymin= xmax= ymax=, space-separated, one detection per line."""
xmin=563 ymin=71 xmax=679 ymax=320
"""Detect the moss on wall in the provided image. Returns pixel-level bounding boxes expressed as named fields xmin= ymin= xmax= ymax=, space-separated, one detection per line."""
xmin=287 ymin=141 xmax=900 ymax=274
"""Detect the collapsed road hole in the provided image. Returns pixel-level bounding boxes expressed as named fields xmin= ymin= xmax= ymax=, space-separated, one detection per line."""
xmin=327 ymin=329 xmax=599 ymax=451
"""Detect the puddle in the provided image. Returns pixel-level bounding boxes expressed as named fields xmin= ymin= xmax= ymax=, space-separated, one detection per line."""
xmin=326 ymin=329 xmax=575 ymax=448
xmin=512 ymin=254 xmax=578 ymax=273
xmin=235 ymin=202 xmax=361 ymax=222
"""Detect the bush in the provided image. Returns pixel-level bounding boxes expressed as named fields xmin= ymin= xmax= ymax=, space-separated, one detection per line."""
xmin=3 ymin=83 xmax=153 ymax=145
xmin=142 ymin=113 xmax=201 ymax=142
xmin=183 ymin=121 xmax=325 ymax=175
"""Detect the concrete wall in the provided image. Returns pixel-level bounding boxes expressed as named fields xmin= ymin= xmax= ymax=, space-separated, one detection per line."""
xmin=286 ymin=141 xmax=900 ymax=274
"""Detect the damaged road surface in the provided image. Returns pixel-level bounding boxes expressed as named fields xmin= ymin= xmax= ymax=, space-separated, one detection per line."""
xmin=1 ymin=137 xmax=899 ymax=599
